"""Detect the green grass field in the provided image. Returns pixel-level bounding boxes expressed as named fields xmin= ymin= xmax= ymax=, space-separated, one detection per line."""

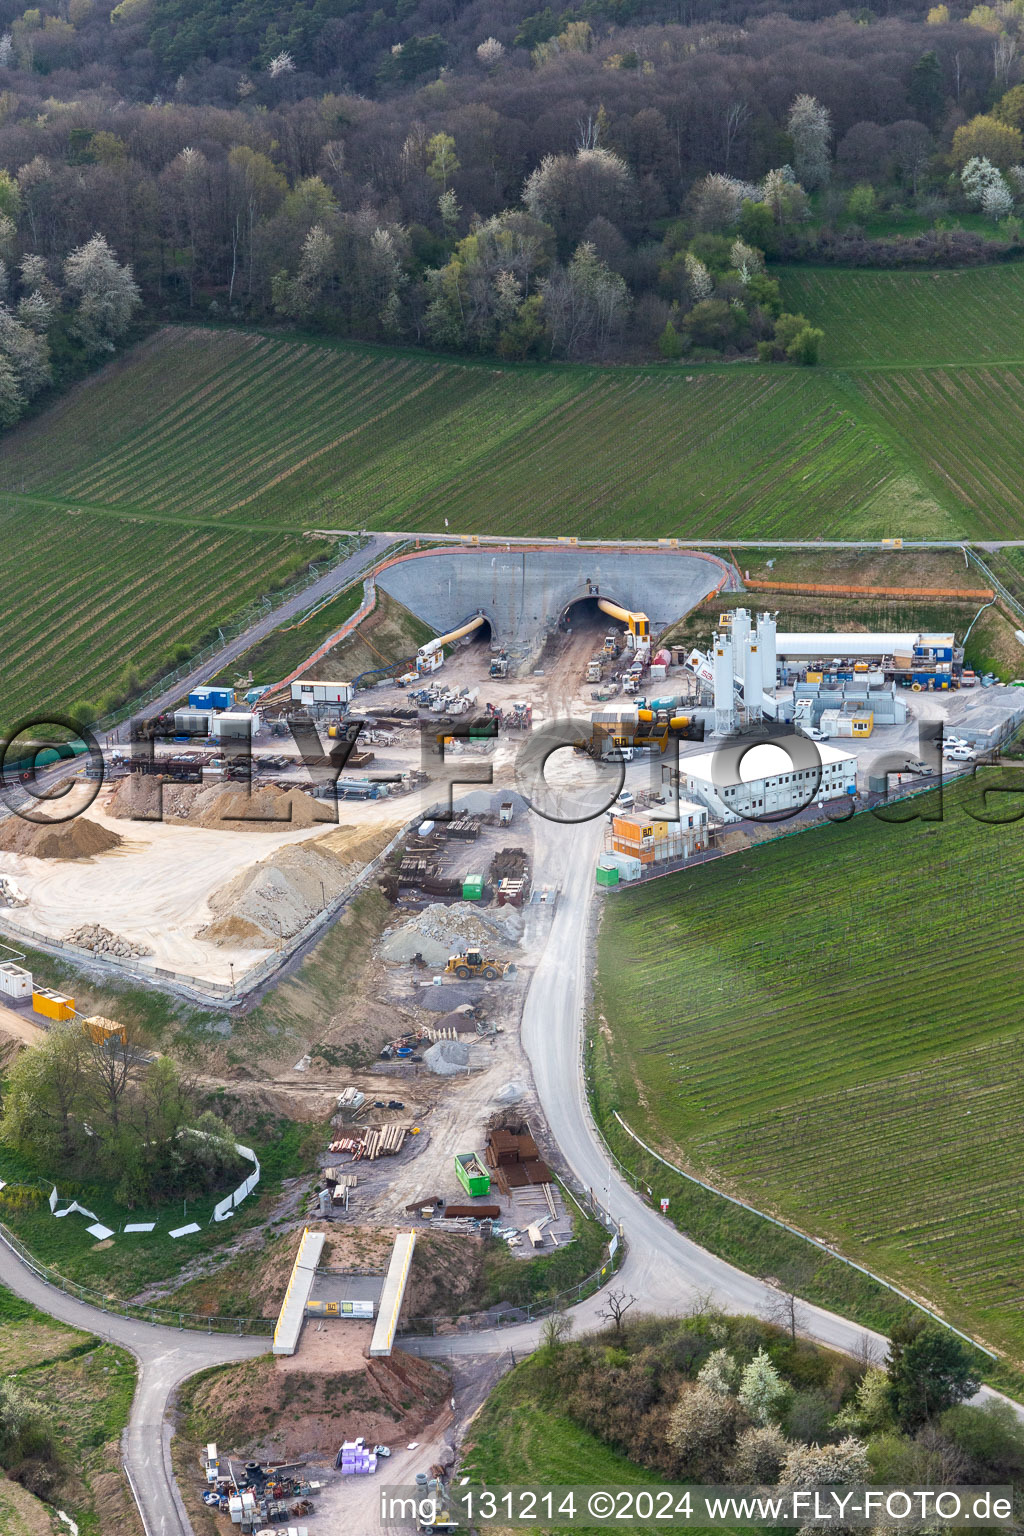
xmin=0 ymin=326 xmax=937 ymax=541
xmin=0 ymin=500 xmax=312 ymax=722
xmin=596 ymin=777 xmax=1024 ymax=1361
xmin=461 ymin=1357 xmax=673 ymax=1536
xmin=778 ymin=265 xmax=1024 ymax=366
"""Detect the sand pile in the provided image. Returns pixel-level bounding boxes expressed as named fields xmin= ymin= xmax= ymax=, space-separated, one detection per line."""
xmin=107 ymin=777 xmax=335 ymax=831
xmin=382 ymin=901 xmax=521 ymax=966
xmin=65 ymin=923 xmax=151 ymax=958
xmin=198 ymin=835 xmax=377 ymax=949
xmin=0 ymin=815 xmax=122 ymax=860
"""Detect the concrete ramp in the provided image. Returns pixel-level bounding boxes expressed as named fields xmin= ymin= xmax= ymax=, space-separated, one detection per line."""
xmin=376 ymin=546 xmax=732 ymax=672
xmin=369 ymin=1231 xmax=416 ymax=1357
xmin=273 ymin=1228 xmax=325 ymax=1356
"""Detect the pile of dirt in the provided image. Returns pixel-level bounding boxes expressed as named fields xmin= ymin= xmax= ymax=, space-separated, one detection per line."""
xmin=64 ymin=923 xmax=151 ymax=958
xmin=198 ymin=838 xmax=366 ymax=949
xmin=178 ymin=1346 xmax=449 ymax=1460
xmin=382 ymin=901 xmax=521 ymax=966
xmin=0 ymin=815 xmax=122 ymax=860
xmin=106 ymin=777 xmax=336 ymax=831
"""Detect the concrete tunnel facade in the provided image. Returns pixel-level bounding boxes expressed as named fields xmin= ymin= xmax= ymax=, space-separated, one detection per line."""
xmin=375 ymin=547 xmax=736 ymax=672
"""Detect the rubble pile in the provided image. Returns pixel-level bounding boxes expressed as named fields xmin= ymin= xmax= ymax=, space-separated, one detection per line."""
xmin=65 ymin=923 xmax=152 ymax=958
xmin=382 ymin=901 xmax=521 ymax=965
xmin=0 ymin=876 xmax=27 ymax=906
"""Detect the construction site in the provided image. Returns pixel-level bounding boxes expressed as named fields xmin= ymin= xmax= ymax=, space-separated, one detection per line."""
xmin=5 ymin=540 xmax=1024 ymax=1535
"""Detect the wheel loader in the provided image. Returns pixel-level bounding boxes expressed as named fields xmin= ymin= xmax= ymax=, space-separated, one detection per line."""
xmin=444 ymin=948 xmax=515 ymax=981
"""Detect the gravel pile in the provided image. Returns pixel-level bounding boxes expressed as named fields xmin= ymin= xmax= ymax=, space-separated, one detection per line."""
xmin=413 ymin=983 xmax=479 ymax=1011
xmin=65 ymin=923 xmax=152 ymax=958
xmin=493 ymin=1081 xmax=527 ymax=1105
xmin=422 ymin=1038 xmax=471 ymax=1075
xmin=382 ymin=901 xmax=521 ymax=965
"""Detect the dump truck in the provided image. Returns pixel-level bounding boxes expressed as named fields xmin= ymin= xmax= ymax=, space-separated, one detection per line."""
xmin=586 ymin=657 xmax=603 ymax=683
xmin=499 ymin=800 xmax=514 ymax=827
xmin=444 ymin=949 xmax=515 ymax=980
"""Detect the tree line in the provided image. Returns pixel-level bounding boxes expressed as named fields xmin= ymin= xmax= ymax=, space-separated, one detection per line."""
xmin=0 ymin=6 xmax=1022 ymax=400
xmin=0 ymin=1020 xmax=245 ymax=1206
xmin=526 ymin=1300 xmax=1021 ymax=1497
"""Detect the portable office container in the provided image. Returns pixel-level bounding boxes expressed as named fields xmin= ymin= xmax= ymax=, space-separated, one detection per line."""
xmin=189 ymin=687 xmax=233 ymax=710
xmin=212 ymin=711 xmax=255 ymax=739
xmin=0 ymin=962 xmax=32 ymax=999
xmin=173 ymin=710 xmax=210 ymax=735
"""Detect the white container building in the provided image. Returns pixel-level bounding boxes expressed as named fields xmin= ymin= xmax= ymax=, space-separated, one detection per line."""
xmin=0 ymin=962 xmax=32 ymax=999
xmin=290 ymin=679 xmax=354 ymax=704
xmin=211 ymin=711 xmax=256 ymax=739
xmin=680 ymin=739 xmax=858 ymax=822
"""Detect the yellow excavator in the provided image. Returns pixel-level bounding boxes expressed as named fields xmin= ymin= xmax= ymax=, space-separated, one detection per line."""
xmin=444 ymin=949 xmax=516 ymax=980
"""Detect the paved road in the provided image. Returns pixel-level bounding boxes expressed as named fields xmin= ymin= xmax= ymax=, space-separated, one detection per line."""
xmin=367 ymin=530 xmax=1022 ymax=551
xmin=110 ymin=533 xmax=398 ymax=744
xmin=0 ymin=1231 xmax=267 ymax=1536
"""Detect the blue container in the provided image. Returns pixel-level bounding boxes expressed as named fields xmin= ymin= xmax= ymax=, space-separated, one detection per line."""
xmin=190 ymin=687 xmax=234 ymax=710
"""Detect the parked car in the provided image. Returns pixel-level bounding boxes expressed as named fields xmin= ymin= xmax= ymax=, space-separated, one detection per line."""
xmin=944 ymin=746 xmax=977 ymax=761
xmin=616 ymin=789 xmax=635 ymax=811
xmin=943 ymin=735 xmax=967 ymax=749
xmin=903 ymin=760 xmax=934 ymax=775
xmin=801 ymin=725 xmax=829 ymax=742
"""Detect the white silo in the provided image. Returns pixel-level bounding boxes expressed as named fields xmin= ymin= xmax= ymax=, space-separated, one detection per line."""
xmin=743 ymin=637 xmax=762 ymax=722
xmin=713 ymin=633 xmax=736 ymax=736
xmin=731 ymin=607 xmax=751 ymax=652
xmin=757 ymin=612 xmax=777 ymax=697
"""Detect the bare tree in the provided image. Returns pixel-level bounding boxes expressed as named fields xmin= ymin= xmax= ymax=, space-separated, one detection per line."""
xmin=761 ymin=1281 xmax=804 ymax=1343
xmin=85 ymin=1017 xmax=143 ymax=1131
xmin=721 ymin=102 xmax=751 ymax=170
xmin=541 ymin=1309 xmax=573 ymax=1351
xmin=599 ymin=1287 xmax=637 ymax=1333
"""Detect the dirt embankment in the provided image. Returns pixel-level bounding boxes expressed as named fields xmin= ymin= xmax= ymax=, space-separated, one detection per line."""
xmin=0 ymin=815 xmax=122 ymax=859
xmin=197 ymin=823 xmax=394 ymax=949
xmin=178 ymin=1347 xmax=449 ymax=1460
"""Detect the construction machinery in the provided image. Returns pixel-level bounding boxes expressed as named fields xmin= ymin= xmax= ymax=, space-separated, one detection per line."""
xmin=444 ymin=949 xmax=515 ymax=980
xmin=489 ymin=653 xmax=509 ymax=678
xmin=597 ymin=597 xmax=650 ymax=644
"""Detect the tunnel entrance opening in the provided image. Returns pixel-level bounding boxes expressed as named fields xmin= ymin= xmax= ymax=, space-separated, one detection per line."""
xmin=562 ymin=595 xmax=623 ymax=639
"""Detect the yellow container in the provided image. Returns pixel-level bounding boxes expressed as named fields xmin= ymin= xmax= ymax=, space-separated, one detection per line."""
xmin=806 ymin=671 xmax=823 ymax=684
xmin=33 ymin=989 xmax=75 ymax=1021
xmin=82 ymin=1015 xmax=126 ymax=1045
